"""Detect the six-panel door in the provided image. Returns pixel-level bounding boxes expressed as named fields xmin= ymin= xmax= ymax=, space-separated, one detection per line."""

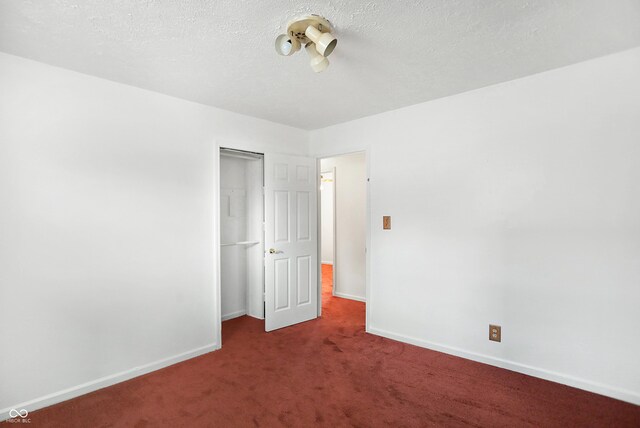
xmin=264 ymin=154 xmax=318 ymax=331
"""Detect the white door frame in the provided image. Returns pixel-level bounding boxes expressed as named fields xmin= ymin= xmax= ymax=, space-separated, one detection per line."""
xmin=316 ymin=148 xmax=371 ymax=331
xmin=213 ymin=142 xmax=267 ymax=348
xmin=213 ymin=141 xmax=222 ymax=349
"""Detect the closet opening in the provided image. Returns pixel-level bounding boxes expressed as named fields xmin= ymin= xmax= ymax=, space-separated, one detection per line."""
xmin=220 ymin=148 xmax=265 ymax=322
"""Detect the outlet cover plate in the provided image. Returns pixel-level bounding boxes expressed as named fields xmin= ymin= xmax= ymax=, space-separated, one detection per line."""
xmin=489 ymin=324 xmax=501 ymax=342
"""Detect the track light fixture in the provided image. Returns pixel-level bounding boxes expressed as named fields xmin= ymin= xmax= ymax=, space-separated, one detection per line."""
xmin=274 ymin=14 xmax=337 ymax=73
xmin=275 ymin=34 xmax=300 ymax=56
xmin=305 ymin=42 xmax=329 ymax=73
xmin=305 ymin=26 xmax=337 ymax=57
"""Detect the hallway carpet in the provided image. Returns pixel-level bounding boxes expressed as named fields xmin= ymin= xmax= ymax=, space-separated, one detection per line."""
xmin=10 ymin=264 xmax=640 ymax=427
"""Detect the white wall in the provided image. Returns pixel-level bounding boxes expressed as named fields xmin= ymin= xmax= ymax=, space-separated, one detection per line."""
xmin=320 ymin=171 xmax=334 ymax=264
xmin=309 ymin=48 xmax=640 ymax=404
xmin=321 ymin=154 xmax=367 ymax=301
xmin=0 ymin=52 xmax=306 ymax=416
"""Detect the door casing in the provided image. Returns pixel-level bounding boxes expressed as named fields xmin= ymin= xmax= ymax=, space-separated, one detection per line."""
xmin=315 ymin=149 xmax=371 ymax=329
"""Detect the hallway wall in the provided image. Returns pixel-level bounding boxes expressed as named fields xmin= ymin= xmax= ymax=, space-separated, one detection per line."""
xmin=320 ymin=171 xmax=334 ymax=264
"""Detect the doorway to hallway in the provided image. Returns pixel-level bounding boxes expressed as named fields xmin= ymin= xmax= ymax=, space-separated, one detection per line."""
xmin=319 ymin=152 xmax=367 ymax=304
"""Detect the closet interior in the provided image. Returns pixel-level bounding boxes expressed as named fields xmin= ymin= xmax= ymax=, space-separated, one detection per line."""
xmin=220 ymin=148 xmax=264 ymax=321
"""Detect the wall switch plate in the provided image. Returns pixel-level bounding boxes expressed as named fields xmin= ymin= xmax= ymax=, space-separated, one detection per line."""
xmin=489 ymin=324 xmax=501 ymax=342
xmin=383 ymin=216 xmax=391 ymax=230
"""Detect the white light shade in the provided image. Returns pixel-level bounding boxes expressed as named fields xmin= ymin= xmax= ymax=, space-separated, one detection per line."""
xmin=304 ymin=25 xmax=337 ymax=57
xmin=305 ymin=42 xmax=329 ymax=73
xmin=275 ymin=34 xmax=300 ymax=56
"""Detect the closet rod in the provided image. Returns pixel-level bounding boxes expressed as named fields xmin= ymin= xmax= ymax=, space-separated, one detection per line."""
xmin=220 ymin=147 xmax=263 ymax=160
xmin=220 ymin=241 xmax=261 ymax=247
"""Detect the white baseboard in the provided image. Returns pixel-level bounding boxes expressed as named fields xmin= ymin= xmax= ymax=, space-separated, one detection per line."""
xmin=0 ymin=342 xmax=219 ymax=422
xmin=333 ymin=291 xmax=366 ymax=302
xmin=221 ymin=310 xmax=246 ymax=321
xmin=321 ymin=261 xmax=333 ymax=265
xmin=367 ymin=326 xmax=640 ymax=406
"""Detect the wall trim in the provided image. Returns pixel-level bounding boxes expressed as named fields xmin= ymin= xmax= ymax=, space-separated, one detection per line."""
xmin=367 ymin=326 xmax=640 ymax=406
xmin=221 ymin=310 xmax=246 ymax=321
xmin=0 ymin=343 xmax=219 ymax=422
xmin=334 ymin=291 xmax=366 ymax=303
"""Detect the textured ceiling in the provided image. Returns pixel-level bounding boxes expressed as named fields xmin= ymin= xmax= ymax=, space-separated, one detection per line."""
xmin=1 ymin=1 xmax=639 ymax=130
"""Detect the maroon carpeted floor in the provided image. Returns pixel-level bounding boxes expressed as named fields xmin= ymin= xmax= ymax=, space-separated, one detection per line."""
xmin=7 ymin=264 xmax=639 ymax=427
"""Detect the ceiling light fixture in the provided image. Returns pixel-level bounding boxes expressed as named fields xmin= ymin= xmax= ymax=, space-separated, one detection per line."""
xmin=275 ymin=14 xmax=337 ymax=73
xmin=274 ymin=34 xmax=300 ymax=56
xmin=305 ymin=42 xmax=329 ymax=73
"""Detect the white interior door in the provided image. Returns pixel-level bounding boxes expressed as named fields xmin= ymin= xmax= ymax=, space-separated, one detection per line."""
xmin=264 ymin=153 xmax=318 ymax=331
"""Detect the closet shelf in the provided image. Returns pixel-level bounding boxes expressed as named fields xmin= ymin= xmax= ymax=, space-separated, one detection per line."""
xmin=220 ymin=241 xmax=261 ymax=247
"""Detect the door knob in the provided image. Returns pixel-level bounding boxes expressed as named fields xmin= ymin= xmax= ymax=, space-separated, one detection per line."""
xmin=269 ymin=248 xmax=277 ymax=254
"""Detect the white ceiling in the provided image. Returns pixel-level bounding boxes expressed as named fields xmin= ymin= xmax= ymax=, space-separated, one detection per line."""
xmin=1 ymin=1 xmax=639 ymax=130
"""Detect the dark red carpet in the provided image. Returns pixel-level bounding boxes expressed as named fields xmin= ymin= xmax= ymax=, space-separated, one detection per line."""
xmin=8 ymin=264 xmax=639 ymax=427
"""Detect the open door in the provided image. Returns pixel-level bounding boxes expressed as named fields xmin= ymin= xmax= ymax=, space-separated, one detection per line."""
xmin=264 ymin=153 xmax=318 ymax=331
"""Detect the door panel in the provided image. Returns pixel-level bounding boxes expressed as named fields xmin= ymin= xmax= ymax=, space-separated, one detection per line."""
xmin=274 ymin=191 xmax=290 ymax=242
xmin=274 ymin=259 xmax=290 ymax=311
xmin=265 ymin=154 xmax=318 ymax=331
xmin=297 ymin=256 xmax=311 ymax=305
xmin=297 ymin=191 xmax=310 ymax=240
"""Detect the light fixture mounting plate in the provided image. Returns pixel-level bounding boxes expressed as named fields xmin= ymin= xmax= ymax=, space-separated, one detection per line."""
xmin=286 ymin=15 xmax=334 ymax=44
